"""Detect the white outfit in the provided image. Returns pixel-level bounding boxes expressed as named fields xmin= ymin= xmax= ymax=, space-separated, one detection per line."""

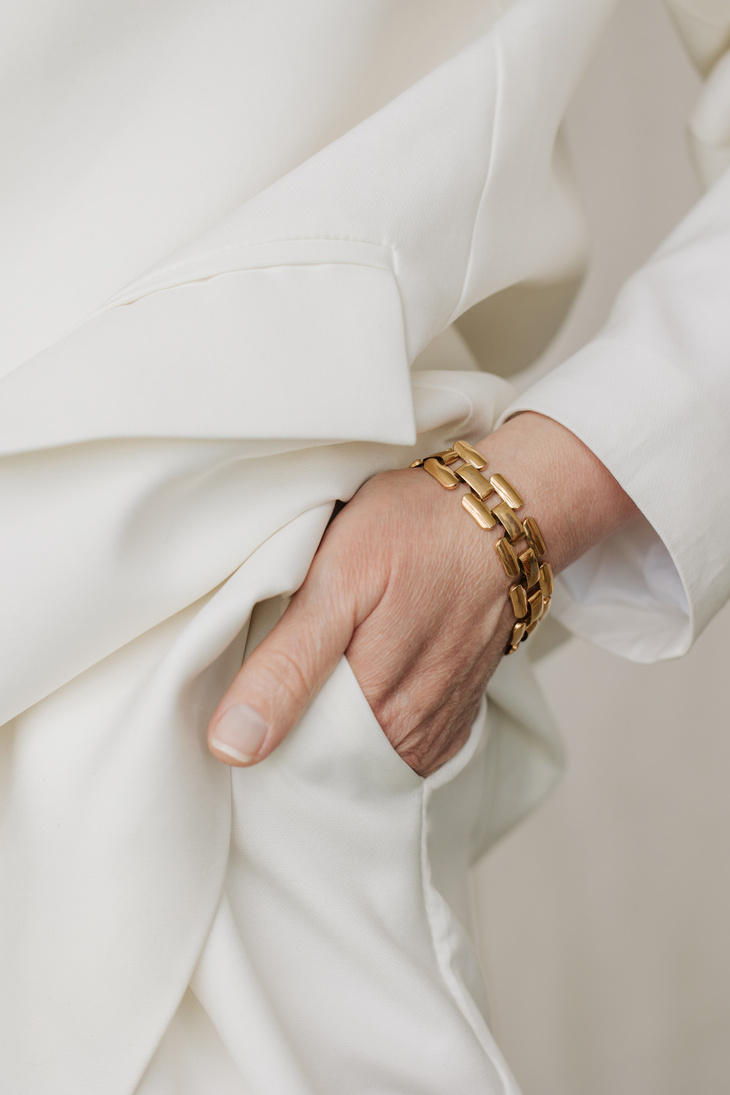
xmin=1 ymin=1 xmax=729 ymax=1091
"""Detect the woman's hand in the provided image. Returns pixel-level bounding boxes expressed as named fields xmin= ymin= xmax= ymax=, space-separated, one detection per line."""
xmin=209 ymin=462 xmax=515 ymax=777
xmin=206 ymin=413 xmax=639 ymax=776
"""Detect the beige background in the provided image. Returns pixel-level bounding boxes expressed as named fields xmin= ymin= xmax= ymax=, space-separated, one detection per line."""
xmin=473 ymin=2 xmax=730 ymax=1093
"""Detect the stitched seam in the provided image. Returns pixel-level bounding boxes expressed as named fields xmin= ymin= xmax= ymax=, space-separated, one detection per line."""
xmin=123 ymin=237 xmax=396 ymax=293
xmin=111 ymin=258 xmax=397 ymax=310
xmin=419 ymin=783 xmax=513 ymax=1085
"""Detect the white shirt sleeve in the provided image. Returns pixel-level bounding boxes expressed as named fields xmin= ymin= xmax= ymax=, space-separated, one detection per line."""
xmin=500 ymin=2 xmax=730 ymax=662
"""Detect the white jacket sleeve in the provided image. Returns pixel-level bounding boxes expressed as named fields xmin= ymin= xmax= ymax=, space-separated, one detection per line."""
xmin=0 ymin=0 xmax=616 ymax=723
xmin=0 ymin=0 xmax=610 ymax=459
xmin=501 ymin=0 xmax=730 ymax=663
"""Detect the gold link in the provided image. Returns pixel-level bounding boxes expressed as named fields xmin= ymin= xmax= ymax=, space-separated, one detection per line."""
xmin=423 ymin=457 xmax=459 ymax=489
xmin=506 ymin=620 xmax=527 ymax=654
xmin=527 ymin=600 xmax=551 ymax=635
xmin=539 ymin=561 xmax=554 ymax=598
xmin=414 ymin=445 xmax=551 ymax=649
xmin=495 ymin=537 xmax=520 ymax=578
xmin=523 ymin=515 xmax=546 ymax=556
xmin=527 ymin=589 xmax=544 ymax=626
xmin=526 ymin=598 xmax=549 ymax=634
xmin=454 ymin=464 xmax=492 ymax=499
xmin=493 ymin=501 xmax=524 ymax=541
xmin=509 ymin=583 xmax=528 ymax=618
xmin=519 ymin=547 xmax=540 ymax=589
xmin=453 ymin=440 xmax=488 ymax=469
xmin=461 ymin=494 xmax=496 ymax=529
xmin=489 ymin=474 xmax=524 ymax=510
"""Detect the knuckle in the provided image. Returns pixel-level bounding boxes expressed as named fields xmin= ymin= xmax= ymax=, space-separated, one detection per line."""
xmin=389 ymin=725 xmax=436 ymax=777
xmin=249 ymin=645 xmax=314 ymax=721
xmin=391 ymin=717 xmax=471 ymax=778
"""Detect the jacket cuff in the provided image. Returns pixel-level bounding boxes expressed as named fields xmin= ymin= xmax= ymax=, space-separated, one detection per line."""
xmin=0 ymin=242 xmax=416 ymax=455
xmin=497 ymin=337 xmax=711 ymax=662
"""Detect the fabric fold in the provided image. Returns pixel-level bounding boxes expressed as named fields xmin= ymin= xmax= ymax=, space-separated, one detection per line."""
xmin=502 ymin=166 xmax=730 ymax=660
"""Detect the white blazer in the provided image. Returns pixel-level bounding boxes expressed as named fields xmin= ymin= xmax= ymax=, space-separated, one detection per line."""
xmin=1 ymin=1 xmax=729 ymax=1091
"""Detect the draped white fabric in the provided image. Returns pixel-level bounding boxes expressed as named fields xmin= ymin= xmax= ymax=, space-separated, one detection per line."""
xmin=1 ymin=1 xmax=729 ymax=1091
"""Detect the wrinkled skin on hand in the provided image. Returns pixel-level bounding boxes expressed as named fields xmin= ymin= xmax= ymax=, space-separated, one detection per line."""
xmin=207 ymin=413 xmax=638 ymax=776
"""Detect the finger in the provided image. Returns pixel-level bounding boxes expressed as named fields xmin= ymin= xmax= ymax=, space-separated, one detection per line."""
xmin=207 ymin=570 xmax=355 ymax=766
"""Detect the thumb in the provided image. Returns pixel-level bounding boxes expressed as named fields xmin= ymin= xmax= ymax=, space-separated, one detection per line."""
xmin=207 ymin=572 xmax=355 ymax=766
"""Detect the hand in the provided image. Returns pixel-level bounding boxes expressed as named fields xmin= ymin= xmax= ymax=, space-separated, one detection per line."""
xmin=206 ymin=413 xmax=639 ymax=776
xmin=209 ymin=463 xmax=515 ymax=777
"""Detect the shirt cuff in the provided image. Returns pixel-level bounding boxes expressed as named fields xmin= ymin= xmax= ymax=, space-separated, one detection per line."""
xmin=497 ymin=351 xmax=699 ymax=664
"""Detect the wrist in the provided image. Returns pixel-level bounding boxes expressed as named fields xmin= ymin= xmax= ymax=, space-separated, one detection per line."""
xmin=473 ymin=412 xmax=639 ymax=575
xmin=408 ymin=415 xmax=639 ymax=656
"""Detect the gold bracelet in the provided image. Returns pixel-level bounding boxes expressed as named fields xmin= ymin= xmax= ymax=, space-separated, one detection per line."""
xmin=410 ymin=440 xmax=554 ymax=655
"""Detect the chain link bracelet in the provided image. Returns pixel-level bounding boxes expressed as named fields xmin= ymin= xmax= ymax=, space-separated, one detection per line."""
xmin=410 ymin=440 xmax=554 ymax=655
